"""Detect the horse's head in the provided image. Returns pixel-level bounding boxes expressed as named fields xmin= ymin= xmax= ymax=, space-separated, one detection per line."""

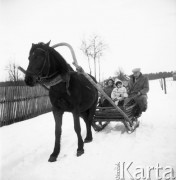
xmin=25 ymin=41 xmax=74 ymax=87
xmin=25 ymin=41 xmax=52 ymax=86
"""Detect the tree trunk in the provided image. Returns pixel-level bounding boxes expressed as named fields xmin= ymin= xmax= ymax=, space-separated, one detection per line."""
xmin=94 ymin=57 xmax=96 ymax=79
xmin=88 ymin=56 xmax=92 ymax=75
xmin=98 ymin=58 xmax=101 ymax=83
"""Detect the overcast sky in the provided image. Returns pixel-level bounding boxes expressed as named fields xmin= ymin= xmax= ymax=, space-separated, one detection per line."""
xmin=1 ymin=0 xmax=176 ymax=81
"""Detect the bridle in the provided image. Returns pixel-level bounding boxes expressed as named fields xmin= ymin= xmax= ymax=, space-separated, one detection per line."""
xmin=27 ymin=47 xmax=59 ymax=84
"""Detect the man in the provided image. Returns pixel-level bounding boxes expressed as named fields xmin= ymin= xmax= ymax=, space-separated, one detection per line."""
xmin=127 ymin=68 xmax=149 ymax=117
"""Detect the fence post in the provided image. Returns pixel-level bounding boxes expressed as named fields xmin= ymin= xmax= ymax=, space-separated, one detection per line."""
xmin=159 ymin=79 xmax=163 ymax=90
xmin=163 ymin=77 xmax=167 ymax=94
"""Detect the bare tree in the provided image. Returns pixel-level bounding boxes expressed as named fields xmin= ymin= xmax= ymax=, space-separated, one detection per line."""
xmin=80 ymin=35 xmax=107 ymax=81
xmin=5 ymin=62 xmax=23 ymax=82
xmin=80 ymin=40 xmax=92 ymax=75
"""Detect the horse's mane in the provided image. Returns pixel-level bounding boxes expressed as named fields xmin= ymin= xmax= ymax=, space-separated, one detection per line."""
xmin=31 ymin=42 xmax=74 ymax=75
xmin=49 ymin=47 xmax=74 ymax=74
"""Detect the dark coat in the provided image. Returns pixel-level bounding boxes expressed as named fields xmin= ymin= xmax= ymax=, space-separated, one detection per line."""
xmin=99 ymin=85 xmax=114 ymax=107
xmin=103 ymin=86 xmax=114 ymax=97
xmin=128 ymin=73 xmax=149 ymax=96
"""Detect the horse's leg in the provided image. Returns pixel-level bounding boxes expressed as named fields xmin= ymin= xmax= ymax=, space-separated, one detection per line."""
xmin=48 ymin=107 xmax=63 ymax=162
xmin=84 ymin=100 xmax=97 ymax=143
xmin=72 ymin=111 xmax=84 ymax=156
xmin=81 ymin=111 xmax=92 ymax=143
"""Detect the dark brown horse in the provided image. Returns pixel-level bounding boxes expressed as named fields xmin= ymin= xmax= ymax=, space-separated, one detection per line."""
xmin=25 ymin=41 xmax=98 ymax=162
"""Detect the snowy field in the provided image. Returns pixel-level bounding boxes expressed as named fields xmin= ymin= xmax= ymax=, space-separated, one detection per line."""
xmin=0 ymin=78 xmax=176 ymax=180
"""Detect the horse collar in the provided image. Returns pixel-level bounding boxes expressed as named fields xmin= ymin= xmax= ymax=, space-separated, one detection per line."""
xmin=43 ymin=73 xmax=71 ymax=95
xmin=43 ymin=74 xmax=63 ymax=87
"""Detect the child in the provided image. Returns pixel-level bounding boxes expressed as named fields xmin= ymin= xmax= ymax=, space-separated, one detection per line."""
xmin=111 ymin=80 xmax=128 ymax=106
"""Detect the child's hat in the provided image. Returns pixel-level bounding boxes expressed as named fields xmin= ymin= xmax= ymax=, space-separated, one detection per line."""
xmin=115 ymin=80 xmax=122 ymax=86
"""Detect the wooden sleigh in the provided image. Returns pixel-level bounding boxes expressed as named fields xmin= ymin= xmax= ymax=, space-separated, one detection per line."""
xmin=18 ymin=42 xmax=140 ymax=133
xmin=93 ymin=97 xmax=140 ymax=133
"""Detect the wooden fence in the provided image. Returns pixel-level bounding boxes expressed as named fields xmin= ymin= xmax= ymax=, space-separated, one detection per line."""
xmin=0 ymin=85 xmax=52 ymax=127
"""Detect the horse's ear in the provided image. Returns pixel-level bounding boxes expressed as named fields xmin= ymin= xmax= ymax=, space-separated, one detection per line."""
xmin=46 ymin=40 xmax=51 ymax=46
xmin=32 ymin=43 xmax=35 ymax=47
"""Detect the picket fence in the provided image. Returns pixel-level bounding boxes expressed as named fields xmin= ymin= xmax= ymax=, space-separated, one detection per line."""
xmin=0 ymin=85 xmax=52 ymax=127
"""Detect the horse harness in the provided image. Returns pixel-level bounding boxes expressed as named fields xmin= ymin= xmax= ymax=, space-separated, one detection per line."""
xmin=27 ymin=47 xmax=70 ymax=94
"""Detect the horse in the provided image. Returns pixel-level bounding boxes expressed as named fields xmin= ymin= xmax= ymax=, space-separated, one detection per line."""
xmin=25 ymin=41 xmax=98 ymax=162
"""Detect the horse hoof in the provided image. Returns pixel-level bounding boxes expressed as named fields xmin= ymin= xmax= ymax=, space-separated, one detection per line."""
xmin=84 ymin=139 xmax=92 ymax=143
xmin=77 ymin=150 xmax=84 ymax=157
xmin=48 ymin=156 xmax=57 ymax=162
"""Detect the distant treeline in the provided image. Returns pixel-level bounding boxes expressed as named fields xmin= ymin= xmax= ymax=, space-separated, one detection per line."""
xmin=0 ymin=71 xmax=174 ymax=86
xmin=144 ymin=71 xmax=173 ymax=80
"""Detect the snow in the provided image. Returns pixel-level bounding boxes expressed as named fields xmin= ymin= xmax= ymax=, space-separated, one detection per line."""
xmin=0 ymin=78 xmax=176 ymax=180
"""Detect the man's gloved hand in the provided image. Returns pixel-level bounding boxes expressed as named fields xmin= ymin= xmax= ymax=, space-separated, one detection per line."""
xmin=119 ymin=97 xmax=124 ymax=101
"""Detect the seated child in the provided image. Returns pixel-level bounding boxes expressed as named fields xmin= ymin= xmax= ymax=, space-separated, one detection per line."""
xmin=111 ymin=80 xmax=128 ymax=106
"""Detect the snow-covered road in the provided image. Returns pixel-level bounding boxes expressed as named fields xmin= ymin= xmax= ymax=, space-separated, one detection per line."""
xmin=0 ymin=78 xmax=176 ymax=180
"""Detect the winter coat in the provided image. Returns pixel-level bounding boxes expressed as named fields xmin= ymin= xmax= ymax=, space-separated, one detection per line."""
xmin=103 ymin=86 xmax=114 ymax=97
xmin=128 ymin=73 xmax=149 ymax=96
xmin=100 ymin=86 xmax=114 ymax=104
xmin=111 ymin=86 xmax=128 ymax=101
